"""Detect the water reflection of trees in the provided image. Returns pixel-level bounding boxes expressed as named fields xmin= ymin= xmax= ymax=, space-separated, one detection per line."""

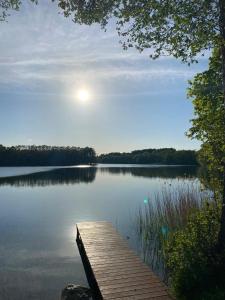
xmin=99 ymin=166 xmax=199 ymax=179
xmin=0 ymin=166 xmax=200 ymax=187
xmin=0 ymin=168 xmax=97 ymax=187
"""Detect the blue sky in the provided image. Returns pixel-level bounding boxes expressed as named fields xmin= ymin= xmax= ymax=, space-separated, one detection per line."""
xmin=0 ymin=1 xmax=209 ymax=154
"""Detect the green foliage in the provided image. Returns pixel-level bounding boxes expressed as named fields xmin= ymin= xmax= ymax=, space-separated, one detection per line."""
xmin=0 ymin=144 xmax=96 ymax=166
xmin=58 ymin=0 xmax=220 ymax=63
xmin=0 ymin=1 xmax=20 ymax=21
xmin=0 ymin=0 xmax=38 ymax=21
xmin=1 ymin=1 xmax=222 ymax=64
xmin=165 ymin=202 xmax=225 ymax=300
xmin=98 ymin=148 xmax=198 ymax=165
xmin=187 ymin=49 xmax=225 ymax=193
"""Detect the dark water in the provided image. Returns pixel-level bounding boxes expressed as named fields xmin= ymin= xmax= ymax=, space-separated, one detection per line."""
xmin=0 ymin=165 xmax=199 ymax=300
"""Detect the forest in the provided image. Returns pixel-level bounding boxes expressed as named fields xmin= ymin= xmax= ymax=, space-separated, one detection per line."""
xmin=0 ymin=145 xmax=97 ymax=166
xmin=98 ymin=148 xmax=198 ymax=165
xmin=0 ymin=146 xmax=198 ymax=166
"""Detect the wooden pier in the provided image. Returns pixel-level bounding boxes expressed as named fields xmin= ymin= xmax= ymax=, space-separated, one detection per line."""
xmin=76 ymin=221 xmax=172 ymax=300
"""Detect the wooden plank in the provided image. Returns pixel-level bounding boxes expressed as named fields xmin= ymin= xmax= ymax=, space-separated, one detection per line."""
xmin=110 ymin=294 xmax=171 ymax=300
xmin=76 ymin=221 xmax=172 ymax=300
xmin=97 ymin=272 xmax=160 ymax=283
xmin=103 ymin=289 xmax=169 ymax=299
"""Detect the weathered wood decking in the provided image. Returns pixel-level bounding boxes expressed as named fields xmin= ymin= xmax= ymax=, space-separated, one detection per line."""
xmin=76 ymin=221 xmax=172 ymax=300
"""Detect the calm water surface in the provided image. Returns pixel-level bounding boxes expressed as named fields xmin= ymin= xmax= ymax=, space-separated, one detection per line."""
xmin=0 ymin=164 xmax=199 ymax=300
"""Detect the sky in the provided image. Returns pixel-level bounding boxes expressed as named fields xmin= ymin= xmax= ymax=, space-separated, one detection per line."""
xmin=0 ymin=1 xmax=209 ymax=154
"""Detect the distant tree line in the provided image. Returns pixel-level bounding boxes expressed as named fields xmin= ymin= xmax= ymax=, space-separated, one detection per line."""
xmin=0 ymin=145 xmax=198 ymax=166
xmin=98 ymin=148 xmax=198 ymax=165
xmin=0 ymin=145 xmax=96 ymax=166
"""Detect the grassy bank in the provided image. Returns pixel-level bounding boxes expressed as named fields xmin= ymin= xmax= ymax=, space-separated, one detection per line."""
xmin=137 ymin=180 xmax=225 ymax=299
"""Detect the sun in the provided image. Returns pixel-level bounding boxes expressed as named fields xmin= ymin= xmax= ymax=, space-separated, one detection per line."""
xmin=77 ymin=89 xmax=90 ymax=102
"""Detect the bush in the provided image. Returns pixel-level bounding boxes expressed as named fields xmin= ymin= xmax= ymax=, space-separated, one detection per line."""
xmin=165 ymin=201 xmax=225 ymax=300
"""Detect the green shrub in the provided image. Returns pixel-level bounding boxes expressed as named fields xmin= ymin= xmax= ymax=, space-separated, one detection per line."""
xmin=165 ymin=201 xmax=225 ymax=300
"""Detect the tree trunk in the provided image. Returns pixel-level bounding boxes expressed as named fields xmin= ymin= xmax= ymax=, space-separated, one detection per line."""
xmin=217 ymin=0 xmax=225 ymax=252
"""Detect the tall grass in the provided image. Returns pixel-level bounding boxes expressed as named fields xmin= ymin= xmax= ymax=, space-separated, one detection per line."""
xmin=137 ymin=180 xmax=211 ymax=281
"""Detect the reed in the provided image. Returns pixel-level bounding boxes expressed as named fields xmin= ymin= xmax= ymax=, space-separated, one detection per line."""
xmin=137 ymin=180 xmax=210 ymax=281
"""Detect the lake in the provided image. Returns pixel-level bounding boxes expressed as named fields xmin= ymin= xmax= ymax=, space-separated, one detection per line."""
xmin=0 ymin=164 xmax=199 ymax=300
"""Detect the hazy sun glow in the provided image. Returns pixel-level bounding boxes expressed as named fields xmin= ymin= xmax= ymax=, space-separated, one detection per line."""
xmin=77 ymin=89 xmax=90 ymax=102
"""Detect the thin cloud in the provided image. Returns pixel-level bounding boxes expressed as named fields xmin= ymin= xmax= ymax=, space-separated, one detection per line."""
xmin=0 ymin=1 xmax=208 ymax=97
